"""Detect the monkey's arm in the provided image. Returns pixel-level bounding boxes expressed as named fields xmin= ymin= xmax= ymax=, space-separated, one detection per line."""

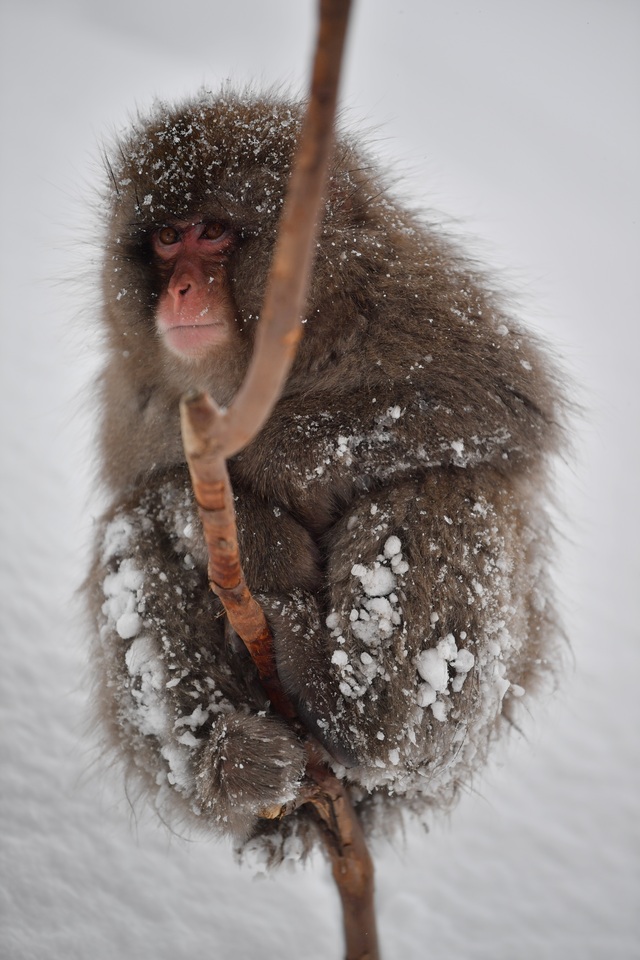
xmin=232 ymin=366 xmax=562 ymax=540
xmin=89 ymin=476 xmax=308 ymax=838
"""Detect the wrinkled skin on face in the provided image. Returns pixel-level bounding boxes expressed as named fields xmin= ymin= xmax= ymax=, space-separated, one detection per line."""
xmin=152 ymin=219 xmax=238 ymax=358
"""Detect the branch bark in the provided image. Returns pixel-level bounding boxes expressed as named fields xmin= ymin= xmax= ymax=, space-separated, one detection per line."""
xmin=181 ymin=2 xmax=381 ymax=958
xmin=180 ymin=391 xmax=297 ymax=720
xmin=199 ymin=0 xmax=353 ymax=460
xmin=181 ymin=397 xmax=380 ymax=960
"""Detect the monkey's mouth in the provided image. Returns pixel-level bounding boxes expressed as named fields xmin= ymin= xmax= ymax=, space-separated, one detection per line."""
xmin=160 ymin=322 xmax=228 ymax=358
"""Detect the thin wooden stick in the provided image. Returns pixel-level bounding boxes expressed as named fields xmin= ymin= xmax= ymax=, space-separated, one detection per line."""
xmin=181 ymin=2 xmax=381 ymax=957
xmin=306 ymin=754 xmax=380 ymax=960
xmin=181 ymin=397 xmax=380 ymax=960
xmin=196 ymin=0 xmax=353 ymax=460
xmin=180 ymin=391 xmax=296 ymax=719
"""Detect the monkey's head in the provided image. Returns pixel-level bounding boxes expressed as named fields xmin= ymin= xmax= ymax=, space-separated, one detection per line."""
xmin=101 ymin=93 xmax=295 ymax=399
xmin=101 ymin=90 xmax=417 ymax=406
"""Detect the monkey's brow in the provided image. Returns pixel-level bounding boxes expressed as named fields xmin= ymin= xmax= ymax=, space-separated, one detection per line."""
xmin=125 ymin=214 xmax=262 ymax=245
xmin=211 ymin=195 xmax=237 ymax=221
xmin=123 ymin=220 xmax=154 ymax=239
xmin=126 ymin=218 xmax=178 ymax=234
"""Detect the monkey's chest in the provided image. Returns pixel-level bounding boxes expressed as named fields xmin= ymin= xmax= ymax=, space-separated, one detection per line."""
xmin=238 ymin=458 xmax=360 ymax=540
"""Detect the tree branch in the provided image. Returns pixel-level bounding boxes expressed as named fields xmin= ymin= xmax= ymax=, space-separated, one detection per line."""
xmin=181 ymin=2 xmax=381 ymax=957
xmin=180 ymin=391 xmax=296 ymax=720
xmin=203 ymin=0 xmax=353 ymax=460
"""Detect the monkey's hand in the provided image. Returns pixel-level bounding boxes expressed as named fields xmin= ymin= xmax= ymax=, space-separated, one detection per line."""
xmin=233 ymin=490 xmax=323 ymax=597
xmin=193 ymin=712 xmax=307 ymax=836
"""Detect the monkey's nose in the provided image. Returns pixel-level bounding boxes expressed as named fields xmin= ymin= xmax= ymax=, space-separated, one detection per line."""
xmin=168 ymin=274 xmax=195 ymax=306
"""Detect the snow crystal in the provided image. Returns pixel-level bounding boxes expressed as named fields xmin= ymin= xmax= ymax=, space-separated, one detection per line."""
xmin=383 ymin=535 xmax=402 ymax=558
xmin=125 ymin=635 xmax=160 ymax=679
xmin=416 ymin=683 xmax=437 ymax=707
xmin=351 ymin=563 xmax=396 ymax=598
xmin=161 ymin=743 xmax=193 ymax=792
xmin=416 ymin=648 xmax=449 ymax=692
xmin=493 ymin=662 xmax=511 ymax=699
xmin=116 ymin=612 xmax=141 ymax=640
xmin=101 ymin=555 xmax=145 ymax=635
xmin=437 ymin=634 xmax=458 ymax=661
xmin=431 ymin=700 xmax=449 ymax=722
xmin=452 ymin=649 xmax=475 ymax=673
xmin=101 ymin=517 xmax=134 ymax=562
xmin=176 ymin=732 xmax=199 ymax=748
xmin=367 ymin=596 xmax=394 ymax=619
xmin=174 ymin=704 xmax=209 ymax=730
xmin=415 ymin=631 xmax=477 ymax=708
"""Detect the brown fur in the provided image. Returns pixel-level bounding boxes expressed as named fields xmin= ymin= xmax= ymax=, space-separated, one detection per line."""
xmin=88 ymin=90 xmax=566 ymax=860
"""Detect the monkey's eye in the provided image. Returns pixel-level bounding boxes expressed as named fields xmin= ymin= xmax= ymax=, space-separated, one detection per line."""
xmin=157 ymin=225 xmax=180 ymax=245
xmin=201 ymin=221 xmax=227 ymax=241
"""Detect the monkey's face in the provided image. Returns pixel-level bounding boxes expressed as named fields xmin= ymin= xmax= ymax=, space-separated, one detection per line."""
xmin=101 ymin=93 xmax=382 ymax=395
xmin=151 ymin=218 xmax=239 ymax=361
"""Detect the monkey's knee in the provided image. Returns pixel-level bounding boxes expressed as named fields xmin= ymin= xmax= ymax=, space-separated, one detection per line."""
xmin=194 ymin=713 xmax=306 ymax=836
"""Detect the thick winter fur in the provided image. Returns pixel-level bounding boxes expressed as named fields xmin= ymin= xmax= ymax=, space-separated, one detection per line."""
xmin=88 ymin=90 xmax=566 ymax=862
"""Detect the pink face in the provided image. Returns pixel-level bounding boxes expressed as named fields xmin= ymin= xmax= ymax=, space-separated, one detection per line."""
xmin=152 ymin=220 xmax=238 ymax=359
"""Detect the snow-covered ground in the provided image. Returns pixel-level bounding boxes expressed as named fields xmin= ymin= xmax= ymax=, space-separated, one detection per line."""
xmin=1 ymin=2 xmax=638 ymax=958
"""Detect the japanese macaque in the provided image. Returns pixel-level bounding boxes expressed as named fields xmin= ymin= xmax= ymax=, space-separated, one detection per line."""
xmin=88 ymin=90 xmax=565 ymax=861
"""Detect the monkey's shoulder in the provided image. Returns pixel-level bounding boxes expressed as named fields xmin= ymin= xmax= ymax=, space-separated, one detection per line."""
xmin=232 ymin=366 xmax=554 ymax=506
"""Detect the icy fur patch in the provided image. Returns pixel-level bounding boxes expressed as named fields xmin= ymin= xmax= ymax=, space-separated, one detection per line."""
xmin=326 ymin=536 xmax=407 ymax=699
xmin=415 ymin=634 xmax=476 ymax=720
xmin=124 ymin=635 xmax=170 ymax=739
xmin=102 ymin=558 xmax=144 ymax=640
xmin=99 ymin=514 xmax=196 ymax=800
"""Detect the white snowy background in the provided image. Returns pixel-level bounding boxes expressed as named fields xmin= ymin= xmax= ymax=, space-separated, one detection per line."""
xmin=1 ymin=1 xmax=638 ymax=957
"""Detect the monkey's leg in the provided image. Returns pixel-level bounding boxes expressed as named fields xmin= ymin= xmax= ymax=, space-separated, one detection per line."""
xmin=268 ymin=466 xmax=550 ymax=781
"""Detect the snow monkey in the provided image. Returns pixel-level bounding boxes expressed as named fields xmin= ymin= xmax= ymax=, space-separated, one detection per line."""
xmin=88 ymin=90 xmax=566 ymax=861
